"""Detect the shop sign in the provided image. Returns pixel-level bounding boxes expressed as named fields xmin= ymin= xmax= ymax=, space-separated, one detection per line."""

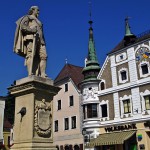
xmin=105 ymin=124 xmax=137 ymax=132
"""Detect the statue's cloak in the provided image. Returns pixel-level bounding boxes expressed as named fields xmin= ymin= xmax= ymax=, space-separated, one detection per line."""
xmin=13 ymin=16 xmax=28 ymax=57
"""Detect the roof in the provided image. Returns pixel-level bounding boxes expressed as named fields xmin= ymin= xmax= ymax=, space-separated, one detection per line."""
xmin=109 ymin=30 xmax=150 ymax=54
xmin=54 ymin=63 xmax=84 ymax=89
xmin=86 ymin=130 xmax=136 ymax=147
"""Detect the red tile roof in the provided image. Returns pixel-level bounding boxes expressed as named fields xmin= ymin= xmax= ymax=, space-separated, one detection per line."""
xmin=54 ymin=64 xmax=84 ymax=90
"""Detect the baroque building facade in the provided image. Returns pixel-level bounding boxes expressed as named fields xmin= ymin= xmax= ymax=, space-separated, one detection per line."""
xmin=53 ymin=63 xmax=84 ymax=150
xmin=83 ymin=18 xmax=150 ymax=150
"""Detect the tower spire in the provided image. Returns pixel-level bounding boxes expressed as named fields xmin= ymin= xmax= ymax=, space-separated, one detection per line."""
xmin=124 ymin=17 xmax=136 ymax=45
xmin=125 ymin=17 xmax=134 ymax=36
xmin=82 ymin=1 xmax=100 ymax=81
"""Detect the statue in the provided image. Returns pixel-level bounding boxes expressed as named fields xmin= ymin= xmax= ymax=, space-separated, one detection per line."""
xmin=14 ymin=6 xmax=47 ymax=78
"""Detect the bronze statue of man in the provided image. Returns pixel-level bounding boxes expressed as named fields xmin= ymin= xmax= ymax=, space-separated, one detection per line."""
xmin=14 ymin=6 xmax=47 ymax=78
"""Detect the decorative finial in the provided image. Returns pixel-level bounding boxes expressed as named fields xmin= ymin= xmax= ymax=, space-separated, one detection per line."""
xmin=65 ymin=58 xmax=68 ymax=64
xmin=88 ymin=0 xmax=93 ymax=27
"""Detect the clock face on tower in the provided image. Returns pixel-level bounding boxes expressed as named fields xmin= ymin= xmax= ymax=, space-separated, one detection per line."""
xmin=136 ymin=47 xmax=150 ymax=62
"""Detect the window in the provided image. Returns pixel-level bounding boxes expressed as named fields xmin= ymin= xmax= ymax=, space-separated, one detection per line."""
xmin=65 ymin=83 xmax=68 ymax=92
xmin=8 ymin=136 xmax=10 ymax=146
xmin=87 ymin=104 xmax=97 ymax=118
xmin=54 ymin=120 xmax=58 ymax=132
xmin=141 ymin=64 xmax=148 ymax=75
xmin=118 ymin=68 xmax=128 ymax=83
xmin=100 ymin=82 xmax=105 ymax=90
xmin=123 ymin=99 xmax=131 ymax=114
xmin=74 ymin=145 xmax=79 ymax=150
xmin=69 ymin=96 xmax=74 ymax=106
xmin=83 ymin=105 xmax=86 ymax=119
xmin=101 ymin=104 xmax=108 ymax=117
xmin=120 ymin=55 xmax=123 ymax=60
xmin=121 ymin=71 xmax=127 ymax=80
xmin=71 ymin=116 xmax=76 ymax=129
xmin=64 ymin=118 xmax=69 ymax=130
xmin=58 ymin=100 xmax=61 ymax=110
xmin=65 ymin=145 xmax=69 ymax=150
xmin=144 ymin=95 xmax=150 ymax=110
xmin=84 ymin=135 xmax=90 ymax=143
xmin=139 ymin=61 xmax=150 ymax=78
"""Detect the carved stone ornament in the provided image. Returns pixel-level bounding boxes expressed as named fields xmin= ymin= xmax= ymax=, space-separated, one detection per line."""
xmin=34 ymin=99 xmax=52 ymax=137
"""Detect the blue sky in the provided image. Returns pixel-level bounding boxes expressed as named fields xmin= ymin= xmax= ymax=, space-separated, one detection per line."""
xmin=0 ymin=0 xmax=150 ymax=95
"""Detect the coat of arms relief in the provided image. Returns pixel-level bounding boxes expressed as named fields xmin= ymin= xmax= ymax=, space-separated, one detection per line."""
xmin=34 ymin=99 xmax=52 ymax=137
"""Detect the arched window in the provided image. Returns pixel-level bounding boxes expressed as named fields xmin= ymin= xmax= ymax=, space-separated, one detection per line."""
xmin=65 ymin=145 xmax=69 ymax=150
xmin=56 ymin=145 xmax=59 ymax=150
xmin=74 ymin=145 xmax=79 ymax=150
xmin=100 ymin=82 xmax=105 ymax=90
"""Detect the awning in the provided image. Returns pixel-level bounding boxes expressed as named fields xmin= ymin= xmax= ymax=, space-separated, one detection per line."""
xmin=86 ymin=130 xmax=136 ymax=147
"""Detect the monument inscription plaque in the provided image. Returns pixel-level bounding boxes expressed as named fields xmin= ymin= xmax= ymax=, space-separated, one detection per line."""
xmin=38 ymin=109 xmax=51 ymax=130
xmin=35 ymin=99 xmax=52 ymax=137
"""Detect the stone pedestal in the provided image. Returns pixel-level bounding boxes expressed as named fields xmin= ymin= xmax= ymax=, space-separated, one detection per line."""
xmin=8 ymin=75 xmax=60 ymax=150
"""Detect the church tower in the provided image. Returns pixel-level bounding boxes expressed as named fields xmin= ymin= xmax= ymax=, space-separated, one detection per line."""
xmin=81 ymin=9 xmax=101 ymax=143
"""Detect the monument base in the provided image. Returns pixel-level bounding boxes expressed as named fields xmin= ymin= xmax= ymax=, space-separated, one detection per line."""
xmin=8 ymin=75 xmax=60 ymax=150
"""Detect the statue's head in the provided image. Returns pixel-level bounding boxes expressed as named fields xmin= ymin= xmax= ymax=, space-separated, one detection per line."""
xmin=28 ymin=6 xmax=39 ymax=17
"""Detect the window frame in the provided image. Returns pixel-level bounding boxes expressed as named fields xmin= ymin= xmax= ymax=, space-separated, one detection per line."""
xmin=86 ymin=104 xmax=98 ymax=118
xmin=65 ymin=83 xmax=68 ymax=92
xmin=120 ymin=95 xmax=132 ymax=118
xmin=118 ymin=68 xmax=129 ymax=83
xmin=64 ymin=117 xmax=69 ymax=130
xmin=144 ymin=95 xmax=150 ymax=110
xmin=99 ymin=80 xmax=106 ymax=91
xmin=69 ymin=95 xmax=74 ymax=107
xmin=123 ymin=99 xmax=131 ymax=114
xmin=139 ymin=61 xmax=150 ymax=78
xmin=54 ymin=120 xmax=58 ymax=132
xmin=71 ymin=116 xmax=76 ymax=129
xmin=99 ymin=100 xmax=109 ymax=120
xmin=140 ymin=90 xmax=150 ymax=115
xmin=57 ymin=100 xmax=61 ymax=110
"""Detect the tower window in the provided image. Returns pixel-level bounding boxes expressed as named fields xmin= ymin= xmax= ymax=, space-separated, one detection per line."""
xmin=87 ymin=104 xmax=97 ymax=118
